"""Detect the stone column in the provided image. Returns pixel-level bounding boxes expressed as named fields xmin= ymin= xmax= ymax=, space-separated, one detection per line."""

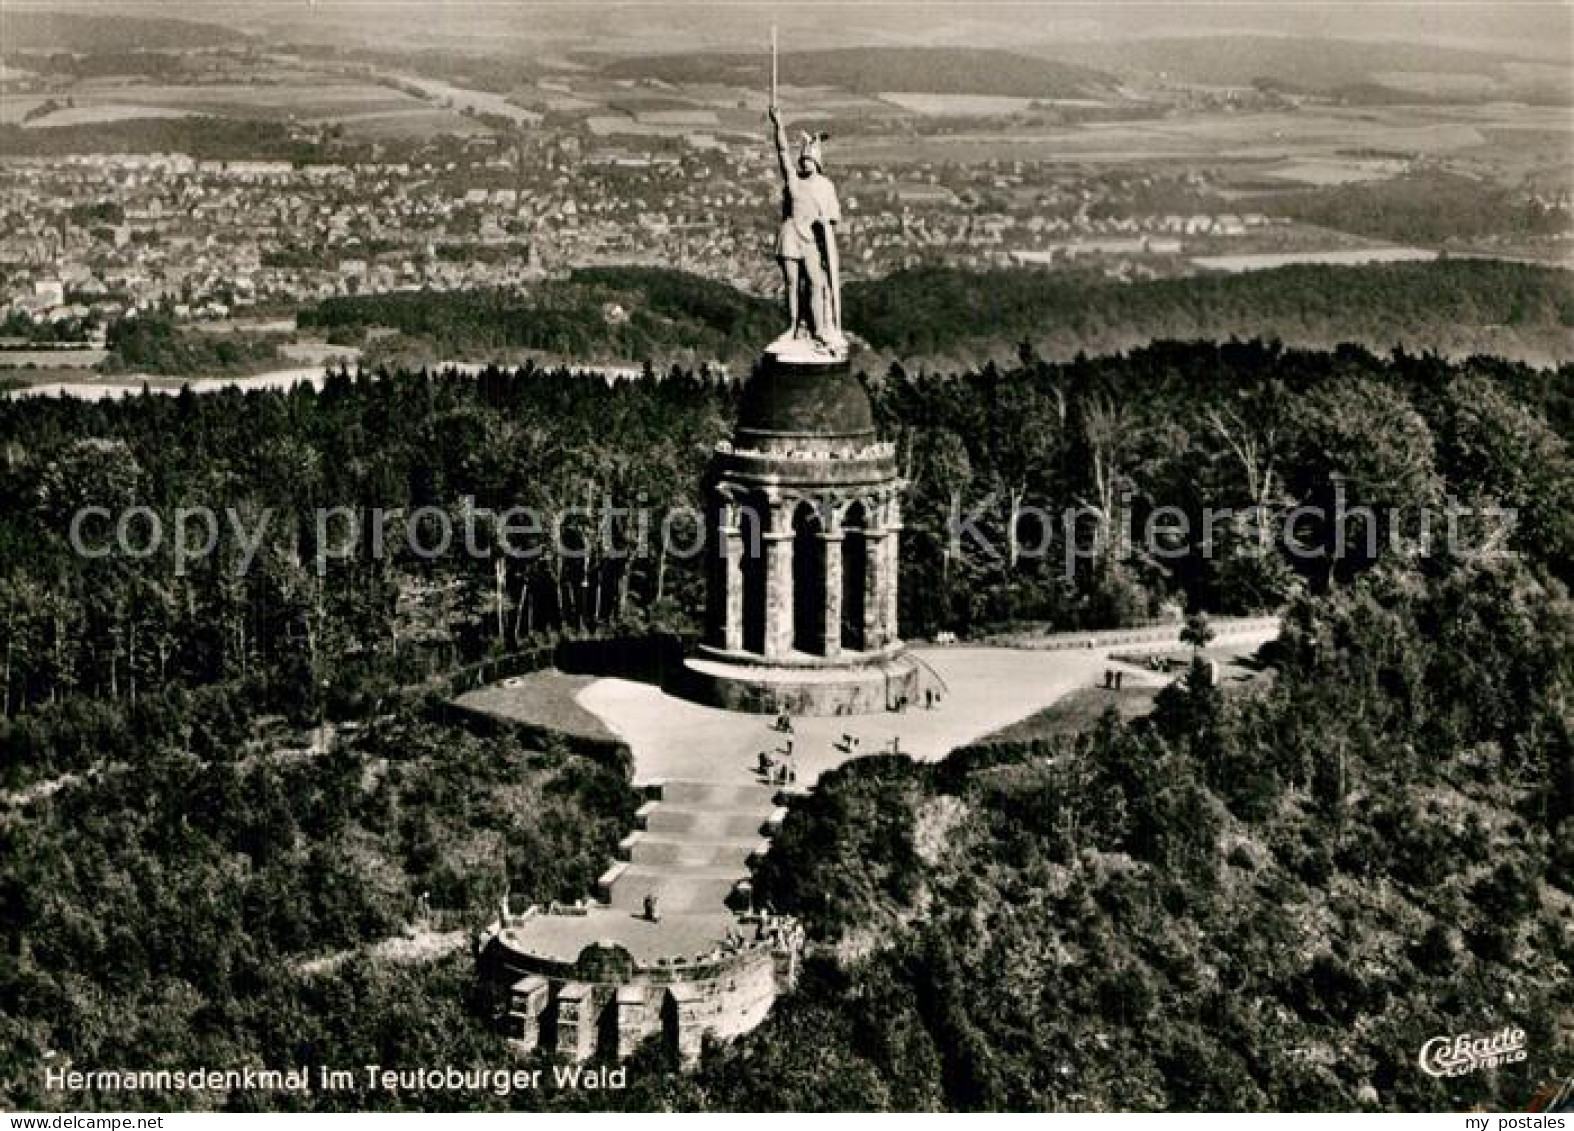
xmin=555 ymin=982 xmax=597 ymax=1062
xmin=863 ymin=530 xmax=887 ymax=650
xmin=883 ymin=496 xmax=903 ymax=645
xmin=720 ymin=522 xmax=744 ymax=652
xmin=770 ymin=925 xmax=803 ymax=991
xmin=819 ymin=528 xmax=844 ymax=658
xmin=882 ymin=527 xmax=902 ymax=645
xmin=665 ymin=985 xmax=706 ymax=1065
xmin=762 ymin=502 xmax=795 ymax=660
xmin=507 ymin=975 xmax=551 ymax=1052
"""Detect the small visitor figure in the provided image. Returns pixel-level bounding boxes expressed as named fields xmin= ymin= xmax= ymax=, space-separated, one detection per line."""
xmin=643 ymin=892 xmax=661 ymax=924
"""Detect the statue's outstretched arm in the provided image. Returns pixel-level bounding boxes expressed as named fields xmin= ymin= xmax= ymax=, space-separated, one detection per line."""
xmin=768 ymin=105 xmax=790 ymax=182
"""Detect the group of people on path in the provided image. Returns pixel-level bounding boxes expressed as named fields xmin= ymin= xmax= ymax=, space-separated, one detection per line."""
xmin=892 ymin=688 xmax=942 ymax=712
xmin=758 ymin=721 xmax=799 ymax=785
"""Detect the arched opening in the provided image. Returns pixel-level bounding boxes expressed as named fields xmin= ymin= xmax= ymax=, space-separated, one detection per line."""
xmin=841 ymin=502 xmax=869 ymax=652
xmin=596 ymin=996 xmax=619 ymax=1059
xmin=792 ymin=501 xmax=825 ymax=655
xmin=739 ymin=492 xmax=769 ymax=654
xmin=661 ymin=991 xmax=681 ymax=1061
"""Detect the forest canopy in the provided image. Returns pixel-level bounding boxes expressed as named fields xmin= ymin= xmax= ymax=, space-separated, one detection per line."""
xmin=294 ymin=259 xmax=1574 ymax=370
xmin=1 ymin=336 xmax=1570 ymax=1111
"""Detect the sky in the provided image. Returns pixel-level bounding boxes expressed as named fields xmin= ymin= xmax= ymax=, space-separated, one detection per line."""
xmin=14 ymin=1 xmax=1574 ymax=60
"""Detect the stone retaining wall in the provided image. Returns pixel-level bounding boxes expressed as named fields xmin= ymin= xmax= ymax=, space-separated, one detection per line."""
xmin=983 ymin=615 xmax=1281 ymax=653
xmin=678 ymin=654 xmax=921 ymax=716
xmin=480 ymin=919 xmax=801 ymax=1064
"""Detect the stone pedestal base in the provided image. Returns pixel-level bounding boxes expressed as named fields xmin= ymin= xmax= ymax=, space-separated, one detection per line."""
xmin=679 ymin=651 xmax=919 ymax=716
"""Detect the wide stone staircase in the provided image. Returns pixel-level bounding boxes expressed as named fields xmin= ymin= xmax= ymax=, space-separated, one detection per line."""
xmin=486 ymin=766 xmax=806 ymax=1064
xmin=598 ymin=778 xmax=782 ymax=919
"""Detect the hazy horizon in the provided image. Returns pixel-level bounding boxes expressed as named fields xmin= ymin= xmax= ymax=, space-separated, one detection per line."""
xmin=7 ymin=0 xmax=1571 ymax=62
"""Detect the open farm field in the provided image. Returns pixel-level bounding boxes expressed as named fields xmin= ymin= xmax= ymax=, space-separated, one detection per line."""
xmin=877 ymin=92 xmax=1041 ymax=116
xmin=0 ymin=96 xmax=48 ymax=124
xmin=318 ymin=106 xmax=492 ymax=138
xmin=1261 ymin=158 xmax=1407 ymax=185
xmin=834 ymin=104 xmax=1516 ymax=166
xmin=1192 ymin=246 xmax=1439 ymax=272
xmin=20 ymin=80 xmax=425 ymax=126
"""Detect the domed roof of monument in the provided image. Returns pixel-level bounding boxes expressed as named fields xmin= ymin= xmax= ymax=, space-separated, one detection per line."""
xmin=736 ymin=357 xmax=876 ymax=439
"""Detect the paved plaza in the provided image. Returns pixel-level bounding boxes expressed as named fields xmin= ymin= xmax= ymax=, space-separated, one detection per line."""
xmin=497 ymin=625 xmax=1277 ymax=964
xmin=581 ymin=645 xmax=1130 ymax=789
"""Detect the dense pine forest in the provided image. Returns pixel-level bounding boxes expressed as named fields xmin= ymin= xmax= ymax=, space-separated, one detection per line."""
xmin=2 ymin=337 xmax=1570 ymax=1109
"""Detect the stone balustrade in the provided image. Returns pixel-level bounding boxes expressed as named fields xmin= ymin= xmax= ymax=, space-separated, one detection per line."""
xmin=715 ymin=439 xmax=897 ymax=462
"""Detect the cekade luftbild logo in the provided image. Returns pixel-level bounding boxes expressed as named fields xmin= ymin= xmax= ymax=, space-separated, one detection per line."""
xmin=1418 ymin=1026 xmax=1529 ymax=1077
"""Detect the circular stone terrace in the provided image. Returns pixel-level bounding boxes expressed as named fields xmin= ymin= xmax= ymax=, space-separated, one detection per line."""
xmin=459 ymin=619 xmax=1280 ymax=967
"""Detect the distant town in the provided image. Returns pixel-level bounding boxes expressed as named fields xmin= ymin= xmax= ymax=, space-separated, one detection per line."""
xmin=0 ymin=135 xmax=1400 ymax=336
xmin=1 ymin=29 xmax=1569 ymax=374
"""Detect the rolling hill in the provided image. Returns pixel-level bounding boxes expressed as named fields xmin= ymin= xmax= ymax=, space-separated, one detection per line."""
xmin=1025 ymin=35 xmax=1571 ymax=104
xmin=596 ymin=47 xmax=1116 ymax=100
xmin=0 ymin=10 xmax=245 ymax=53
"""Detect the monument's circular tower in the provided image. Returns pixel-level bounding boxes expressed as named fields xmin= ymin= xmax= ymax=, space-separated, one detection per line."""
xmin=683 ymin=344 xmax=918 ymax=715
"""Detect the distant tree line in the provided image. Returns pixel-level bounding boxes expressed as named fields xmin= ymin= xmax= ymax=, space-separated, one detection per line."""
xmin=294 ymin=260 xmax=1574 ymax=372
xmin=845 ymin=259 xmax=1574 ymax=364
xmin=0 ymin=119 xmax=326 ymax=164
xmin=0 ymin=312 xmax=99 ymax=345
xmin=1248 ymin=171 xmax=1572 ymax=246
xmin=101 ymin=314 xmax=282 ymax=377
xmin=299 ymin=268 xmax=781 ymax=365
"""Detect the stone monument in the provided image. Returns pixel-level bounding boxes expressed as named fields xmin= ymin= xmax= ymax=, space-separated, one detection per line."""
xmin=680 ymin=87 xmax=918 ymax=716
xmin=478 ymin=46 xmax=896 ymax=1066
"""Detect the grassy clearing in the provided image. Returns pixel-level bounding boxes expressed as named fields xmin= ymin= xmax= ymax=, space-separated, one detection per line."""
xmin=452 ymin=670 xmax=619 ymax=743
xmin=980 ymin=641 xmax=1275 ymax=744
xmin=981 ymin=682 xmax=1163 ymax=743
